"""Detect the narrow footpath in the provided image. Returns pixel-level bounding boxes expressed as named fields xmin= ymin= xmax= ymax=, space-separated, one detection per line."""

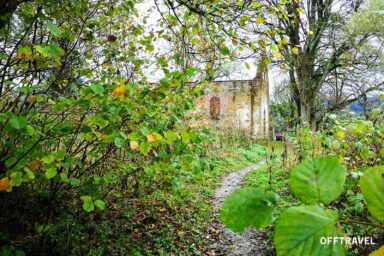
xmin=205 ymin=160 xmax=271 ymax=256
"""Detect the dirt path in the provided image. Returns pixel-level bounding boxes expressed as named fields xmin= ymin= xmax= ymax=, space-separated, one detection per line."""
xmin=205 ymin=160 xmax=271 ymax=256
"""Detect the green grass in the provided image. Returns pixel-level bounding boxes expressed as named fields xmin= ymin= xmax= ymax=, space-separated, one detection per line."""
xmin=243 ymin=142 xmax=298 ymax=208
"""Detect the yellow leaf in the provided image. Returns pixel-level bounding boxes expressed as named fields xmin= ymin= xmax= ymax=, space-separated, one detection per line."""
xmin=113 ymin=83 xmax=127 ymax=97
xmin=273 ymin=51 xmax=282 ymax=59
xmin=335 ymin=130 xmax=346 ymax=138
xmin=369 ymin=246 xmax=384 ymax=256
xmin=0 ymin=177 xmax=11 ymax=192
xmin=28 ymin=95 xmax=39 ymax=104
xmin=147 ymin=134 xmax=157 ymax=142
xmin=256 ymin=17 xmax=266 ymax=24
xmin=130 ymin=141 xmax=139 ymax=151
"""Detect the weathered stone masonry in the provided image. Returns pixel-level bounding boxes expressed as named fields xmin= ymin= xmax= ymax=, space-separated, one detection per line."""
xmin=196 ymin=66 xmax=273 ymax=139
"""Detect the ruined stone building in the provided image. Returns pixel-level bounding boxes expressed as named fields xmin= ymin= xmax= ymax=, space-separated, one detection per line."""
xmin=196 ymin=64 xmax=273 ymax=139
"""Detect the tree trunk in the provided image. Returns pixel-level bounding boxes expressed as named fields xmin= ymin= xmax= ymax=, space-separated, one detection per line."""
xmin=300 ymin=95 xmax=311 ymax=127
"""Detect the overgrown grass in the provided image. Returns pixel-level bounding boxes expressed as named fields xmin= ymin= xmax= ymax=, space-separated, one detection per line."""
xmin=67 ymin=134 xmax=270 ymax=255
xmin=131 ymin=136 xmax=269 ymax=255
xmin=0 ymin=132 xmax=270 ymax=256
xmin=244 ymin=142 xmax=298 ymax=208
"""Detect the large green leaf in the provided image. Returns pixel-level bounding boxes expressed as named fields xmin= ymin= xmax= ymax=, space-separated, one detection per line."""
xmin=35 ymin=44 xmax=64 ymax=58
xmin=47 ymin=21 xmax=62 ymax=37
xmin=45 ymin=167 xmax=57 ymax=179
xmin=219 ymin=188 xmax=278 ymax=233
xmin=360 ymin=166 xmax=384 ymax=220
xmin=94 ymin=199 xmax=106 ymax=210
xmin=114 ymin=137 xmax=126 ymax=148
xmin=80 ymin=196 xmax=95 ymax=212
xmin=9 ymin=116 xmax=27 ymax=130
xmin=139 ymin=141 xmax=151 ymax=155
xmin=289 ymin=156 xmax=347 ymax=204
xmin=275 ymin=205 xmax=345 ymax=256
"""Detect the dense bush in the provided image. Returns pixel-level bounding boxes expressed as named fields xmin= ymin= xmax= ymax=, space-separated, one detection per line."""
xmin=290 ymin=110 xmax=384 ymax=169
xmin=0 ymin=0 xmax=213 ymax=254
xmin=220 ymin=110 xmax=384 ymax=256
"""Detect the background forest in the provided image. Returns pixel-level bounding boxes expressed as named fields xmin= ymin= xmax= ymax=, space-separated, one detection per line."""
xmin=0 ymin=0 xmax=383 ymax=255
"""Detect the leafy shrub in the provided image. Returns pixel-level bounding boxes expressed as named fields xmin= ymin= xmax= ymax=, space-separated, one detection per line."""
xmin=220 ymin=156 xmax=384 ymax=256
xmin=0 ymin=70 xmax=209 ymax=254
xmin=290 ymin=113 xmax=384 ymax=170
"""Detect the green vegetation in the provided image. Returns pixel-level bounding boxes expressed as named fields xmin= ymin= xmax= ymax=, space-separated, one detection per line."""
xmin=222 ymin=154 xmax=384 ymax=256
xmin=221 ymin=113 xmax=384 ymax=256
xmin=1 ymin=0 xmax=384 ymax=255
xmin=0 ymin=128 xmax=268 ymax=255
xmin=244 ymin=142 xmax=297 ymax=208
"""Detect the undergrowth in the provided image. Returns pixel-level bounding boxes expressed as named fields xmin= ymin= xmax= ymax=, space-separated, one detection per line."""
xmin=0 ymin=133 xmax=269 ymax=256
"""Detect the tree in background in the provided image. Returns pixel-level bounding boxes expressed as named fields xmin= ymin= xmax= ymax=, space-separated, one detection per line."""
xmin=271 ymin=78 xmax=298 ymax=132
xmin=267 ymin=0 xmax=384 ymax=129
xmin=157 ymin=0 xmax=384 ymax=129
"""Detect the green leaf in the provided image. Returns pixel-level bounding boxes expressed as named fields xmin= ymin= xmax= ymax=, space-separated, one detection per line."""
xmin=221 ymin=46 xmax=230 ymax=55
xmin=42 ymin=155 xmax=55 ymax=164
xmin=289 ymin=156 xmax=347 ymax=204
xmin=15 ymin=250 xmax=26 ymax=256
xmin=274 ymin=205 xmax=345 ymax=256
xmin=17 ymin=46 xmax=32 ymax=59
xmin=180 ymin=130 xmax=190 ymax=144
xmin=45 ymin=167 xmax=57 ymax=179
xmin=9 ymin=116 xmax=27 ymax=130
xmin=128 ymin=132 xmax=140 ymax=140
xmin=80 ymin=195 xmax=92 ymax=201
xmin=35 ymin=44 xmax=65 ymax=58
xmin=69 ymin=178 xmax=80 ymax=186
xmin=114 ymin=137 xmax=126 ymax=148
xmin=139 ymin=141 xmax=151 ymax=155
xmin=47 ymin=21 xmax=62 ymax=37
xmin=82 ymin=200 xmax=94 ymax=212
xmin=94 ymin=199 xmax=106 ymax=210
xmin=90 ymin=83 xmax=104 ymax=96
xmin=24 ymin=167 xmax=35 ymax=180
xmin=10 ymin=172 xmax=23 ymax=186
xmin=60 ymin=173 xmax=69 ymax=183
xmin=52 ymin=103 xmax=65 ymax=113
xmin=219 ymin=188 xmax=278 ymax=233
xmin=360 ymin=166 xmax=384 ymax=220
xmin=146 ymin=45 xmax=155 ymax=52
xmin=165 ymin=131 xmax=178 ymax=146
xmin=26 ymin=125 xmax=35 ymax=135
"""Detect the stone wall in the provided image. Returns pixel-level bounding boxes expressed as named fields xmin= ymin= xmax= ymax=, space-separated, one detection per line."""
xmin=196 ymin=69 xmax=273 ymax=139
